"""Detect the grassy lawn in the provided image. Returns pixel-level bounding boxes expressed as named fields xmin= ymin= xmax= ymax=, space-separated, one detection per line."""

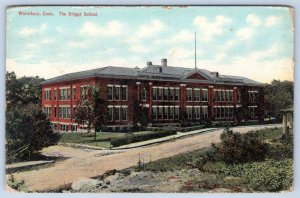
xmin=255 ymin=127 xmax=282 ymax=140
xmin=59 ymin=131 xmax=155 ymax=148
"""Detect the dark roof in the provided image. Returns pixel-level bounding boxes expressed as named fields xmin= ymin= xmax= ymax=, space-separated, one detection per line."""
xmin=41 ymin=64 xmax=263 ymax=86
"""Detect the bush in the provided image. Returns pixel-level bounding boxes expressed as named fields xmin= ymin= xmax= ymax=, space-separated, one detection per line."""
xmin=280 ymin=131 xmax=293 ymax=146
xmin=222 ymin=159 xmax=293 ymax=192
xmin=267 ymin=144 xmax=293 ymax=160
xmin=111 ymin=130 xmax=177 ymax=147
xmin=214 ymin=128 xmax=268 ymax=164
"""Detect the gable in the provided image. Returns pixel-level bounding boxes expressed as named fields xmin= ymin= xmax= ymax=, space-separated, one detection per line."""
xmin=186 ymin=72 xmax=208 ymax=80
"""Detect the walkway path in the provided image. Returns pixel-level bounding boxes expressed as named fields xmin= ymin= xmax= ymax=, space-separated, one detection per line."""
xmin=12 ymin=124 xmax=281 ymax=192
xmin=112 ymin=128 xmax=217 ymax=149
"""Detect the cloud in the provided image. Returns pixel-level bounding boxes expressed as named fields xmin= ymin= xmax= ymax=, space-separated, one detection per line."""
xmin=265 ymin=16 xmax=279 ymax=27
xmin=135 ymin=20 xmax=165 ymax=39
xmin=130 ymin=43 xmax=150 ymax=53
xmin=193 ymin=15 xmax=232 ymax=42
xmin=68 ymin=41 xmax=89 ymax=48
xmin=169 ymin=30 xmax=194 ymax=43
xmin=128 ymin=20 xmax=165 ymax=43
xmin=236 ymin=27 xmax=253 ymax=40
xmin=248 ymin=44 xmax=280 ymax=60
xmin=20 ymin=23 xmax=47 ymax=37
xmin=80 ymin=21 xmax=125 ymax=37
xmin=219 ymin=39 xmax=238 ymax=51
xmin=246 ymin=14 xmax=261 ymax=26
xmin=167 ymin=47 xmax=194 ymax=59
xmin=216 ymin=52 xmax=227 ymax=61
xmin=42 ymin=38 xmax=55 ymax=44
xmin=6 ymin=57 xmax=139 ymax=79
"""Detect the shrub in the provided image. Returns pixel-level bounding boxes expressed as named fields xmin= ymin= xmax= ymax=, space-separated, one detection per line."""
xmin=267 ymin=144 xmax=293 ymax=160
xmin=222 ymin=159 xmax=293 ymax=192
xmin=280 ymin=131 xmax=293 ymax=146
xmin=214 ymin=128 xmax=268 ymax=164
xmin=111 ymin=130 xmax=177 ymax=147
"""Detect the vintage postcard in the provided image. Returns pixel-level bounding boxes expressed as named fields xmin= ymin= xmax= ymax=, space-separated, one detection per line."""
xmin=6 ymin=6 xmax=294 ymax=193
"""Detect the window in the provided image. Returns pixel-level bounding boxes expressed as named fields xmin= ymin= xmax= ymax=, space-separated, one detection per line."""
xmin=169 ymin=106 xmax=174 ymax=120
xmin=121 ymin=107 xmax=128 ymax=121
xmin=72 ymin=125 xmax=78 ymax=132
xmin=72 ymin=87 xmax=76 ymax=100
xmin=249 ymin=91 xmax=259 ymax=103
xmin=54 ymin=89 xmax=57 ymax=100
xmin=194 ymin=89 xmax=200 ymax=101
xmin=223 ymin=107 xmax=227 ymax=118
xmin=202 ymin=89 xmax=208 ymax=102
xmin=163 ymin=88 xmax=168 ymax=101
xmin=164 ymin=106 xmax=168 ymax=120
xmin=228 ymin=90 xmax=233 ymax=102
xmin=152 ymin=106 xmax=157 ymax=120
xmin=194 ymin=106 xmax=200 ymax=119
xmin=174 ymin=88 xmax=180 ymax=101
xmin=107 ymin=86 xmax=113 ymax=100
xmin=158 ymin=88 xmax=163 ymax=101
xmin=202 ymin=106 xmax=208 ymax=119
xmin=114 ymin=107 xmax=120 ymax=121
xmin=187 ymin=88 xmax=193 ymax=101
xmin=141 ymin=88 xmax=147 ymax=101
xmin=237 ymin=91 xmax=241 ymax=103
xmin=80 ymin=86 xmax=88 ymax=99
xmin=59 ymin=88 xmax=70 ymax=100
xmin=44 ymin=107 xmax=51 ymax=117
xmin=214 ymin=90 xmax=222 ymax=102
xmin=187 ymin=107 xmax=193 ymax=119
xmin=174 ymin=106 xmax=180 ymax=119
xmin=108 ymin=107 xmax=113 ymax=121
xmin=169 ymin=88 xmax=174 ymax=101
xmin=44 ymin=89 xmax=51 ymax=100
xmin=114 ymin=86 xmax=120 ymax=100
xmin=54 ymin=107 xmax=57 ymax=117
xmin=214 ymin=107 xmax=221 ymax=119
xmin=152 ymin=87 xmax=158 ymax=101
xmin=60 ymin=124 xmax=68 ymax=132
xmin=248 ymin=106 xmax=257 ymax=118
xmin=59 ymin=106 xmax=70 ymax=119
xmin=121 ymin=86 xmax=127 ymax=100
xmin=158 ymin=106 xmax=163 ymax=120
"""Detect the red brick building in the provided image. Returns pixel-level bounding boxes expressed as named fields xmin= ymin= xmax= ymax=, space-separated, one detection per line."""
xmin=41 ymin=59 xmax=264 ymax=132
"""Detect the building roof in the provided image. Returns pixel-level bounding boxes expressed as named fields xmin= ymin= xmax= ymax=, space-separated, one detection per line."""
xmin=41 ymin=62 xmax=263 ymax=87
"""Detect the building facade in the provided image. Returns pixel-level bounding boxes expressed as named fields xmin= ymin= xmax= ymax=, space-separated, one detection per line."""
xmin=41 ymin=59 xmax=264 ymax=132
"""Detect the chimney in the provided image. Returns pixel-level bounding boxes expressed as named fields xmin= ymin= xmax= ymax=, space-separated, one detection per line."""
xmin=147 ymin=61 xmax=152 ymax=66
xmin=211 ymin=72 xmax=219 ymax=77
xmin=161 ymin=58 xmax=167 ymax=66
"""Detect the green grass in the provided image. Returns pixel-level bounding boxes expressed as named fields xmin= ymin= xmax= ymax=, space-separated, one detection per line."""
xmin=255 ymin=127 xmax=282 ymax=140
xmin=59 ymin=131 xmax=154 ymax=148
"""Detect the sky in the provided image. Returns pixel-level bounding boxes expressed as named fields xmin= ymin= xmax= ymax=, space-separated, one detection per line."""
xmin=6 ymin=6 xmax=294 ymax=83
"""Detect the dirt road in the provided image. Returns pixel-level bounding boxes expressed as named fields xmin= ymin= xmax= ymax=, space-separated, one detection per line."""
xmin=12 ymin=124 xmax=280 ymax=192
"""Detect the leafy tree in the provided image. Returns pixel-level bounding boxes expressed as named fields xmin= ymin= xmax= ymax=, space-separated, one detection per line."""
xmin=265 ymin=80 xmax=293 ymax=121
xmin=132 ymin=100 xmax=148 ymax=130
xmin=214 ymin=128 xmax=268 ymax=164
xmin=74 ymin=85 xmax=108 ymax=139
xmin=6 ymin=72 xmax=60 ymax=162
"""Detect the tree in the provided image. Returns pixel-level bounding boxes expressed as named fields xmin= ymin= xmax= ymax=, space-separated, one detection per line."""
xmin=132 ymin=100 xmax=148 ymax=130
xmin=74 ymin=85 xmax=108 ymax=139
xmin=6 ymin=72 xmax=60 ymax=162
xmin=213 ymin=128 xmax=268 ymax=164
xmin=264 ymin=80 xmax=293 ymax=121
